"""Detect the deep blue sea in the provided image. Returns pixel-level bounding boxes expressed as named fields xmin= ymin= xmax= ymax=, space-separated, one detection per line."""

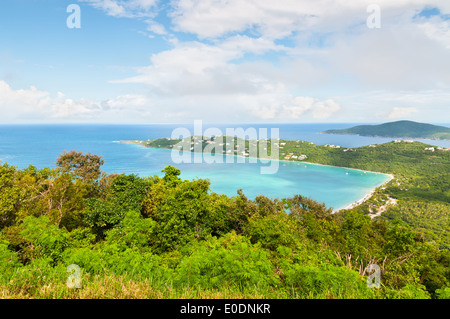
xmin=0 ymin=123 xmax=448 ymax=210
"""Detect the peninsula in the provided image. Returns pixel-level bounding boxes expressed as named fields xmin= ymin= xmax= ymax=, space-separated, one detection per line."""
xmin=119 ymin=136 xmax=449 ymax=226
xmin=322 ymin=120 xmax=450 ymax=140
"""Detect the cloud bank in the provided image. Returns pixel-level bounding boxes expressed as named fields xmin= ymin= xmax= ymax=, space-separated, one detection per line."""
xmin=2 ymin=0 xmax=450 ymax=123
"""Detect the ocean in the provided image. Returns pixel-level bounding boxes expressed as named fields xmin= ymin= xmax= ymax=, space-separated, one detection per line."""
xmin=0 ymin=123 xmax=448 ymax=210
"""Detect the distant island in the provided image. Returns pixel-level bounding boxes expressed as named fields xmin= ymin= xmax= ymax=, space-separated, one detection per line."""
xmin=322 ymin=120 xmax=450 ymax=140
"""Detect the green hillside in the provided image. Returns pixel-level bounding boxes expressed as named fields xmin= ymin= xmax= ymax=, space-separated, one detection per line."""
xmin=1 ymin=140 xmax=449 ymax=299
xmin=323 ymin=121 xmax=450 ymax=140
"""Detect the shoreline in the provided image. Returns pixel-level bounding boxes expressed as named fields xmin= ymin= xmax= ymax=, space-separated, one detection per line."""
xmin=333 ymin=173 xmax=395 ymax=213
xmin=321 ymin=132 xmax=450 ymax=142
xmin=117 ymin=139 xmax=393 ymax=177
xmin=118 ymin=139 xmax=395 ymax=212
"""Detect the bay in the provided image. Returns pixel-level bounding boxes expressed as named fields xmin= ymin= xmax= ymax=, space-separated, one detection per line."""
xmin=0 ymin=123 xmax=447 ymax=210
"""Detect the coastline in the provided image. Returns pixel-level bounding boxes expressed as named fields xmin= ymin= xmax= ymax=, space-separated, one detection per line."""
xmin=118 ymin=139 xmax=395 ymax=212
xmin=117 ymin=139 xmax=393 ymax=177
xmin=321 ymin=132 xmax=450 ymax=142
xmin=333 ymin=173 xmax=395 ymax=213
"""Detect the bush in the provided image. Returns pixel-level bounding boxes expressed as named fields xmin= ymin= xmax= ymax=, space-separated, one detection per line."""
xmin=20 ymin=216 xmax=69 ymax=264
xmin=383 ymin=283 xmax=431 ymax=299
xmin=0 ymin=241 xmax=21 ymax=283
xmin=62 ymin=244 xmax=172 ymax=283
xmin=284 ymin=264 xmax=375 ymax=299
xmin=174 ymin=233 xmax=276 ymax=290
xmin=83 ymin=198 xmax=126 ymax=238
xmin=243 ymin=212 xmax=302 ymax=250
xmin=435 ymin=287 xmax=450 ymax=299
xmin=105 ymin=211 xmax=156 ymax=249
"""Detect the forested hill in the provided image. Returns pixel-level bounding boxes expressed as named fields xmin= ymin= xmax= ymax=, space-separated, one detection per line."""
xmin=1 ymin=144 xmax=449 ymax=299
xmin=323 ymin=121 xmax=450 ymax=140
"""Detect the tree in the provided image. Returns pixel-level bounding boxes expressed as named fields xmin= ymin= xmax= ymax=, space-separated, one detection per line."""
xmin=109 ymin=174 xmax=153 ymax=213
xmin=243 ymin=212 xmax=301 ymax=251
xmin=152 ymin=178 xmax=212 ymax=251
xmin=383 ymin=219 xmax=419 ymax=257
xmin=161 ymin=165 xmax=181 ymax=186
xmin=0 ymin=164 xmax=20 ymax=229
xmin=83 ymin=174 xmax=153 ymax=238
xmin=105 ymin=210 xmax=156 ymax=250
xmin=339 ymin=211 xmax=373 ymax=258
xmin=285 ymin=195 xmax=336 ymax=244
xmin=83 ymin=198 xmax=125 ymax=239
xmin=56 ymin=150 xmax=104 ymax=182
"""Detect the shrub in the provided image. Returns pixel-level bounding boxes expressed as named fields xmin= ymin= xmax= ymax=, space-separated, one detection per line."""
xmin=105 ymin=211 xmax=156 ymax=249
xmin=20 ymin=216 xmax=69 ymax=264
xmin=174 ymin=233 xmax=276 ymax=290
xmin=0 ymin=241 xmax=21 ymax=283
xmin=284 ymin=264 xmax=374 ymax=299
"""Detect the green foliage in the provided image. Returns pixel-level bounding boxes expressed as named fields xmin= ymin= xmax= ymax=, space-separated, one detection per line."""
xmin=243 ymin=212 xmax=302 ymax=250
xmin=83 ymin=198 xmax=126 ymax=237
xmin=1 ymin=150 xmax=449 ymax=299
xmin=150 ymin=178 xmax=213 ymax=251
xmin=161 ymin=165 xmax=181 ymax=186
xmin=83 ymin=173 xmax=153 ymax=238
xmin=62 ymin=244 xmax=171 ymax=281
xmin=338 ymin=211 xmax=374 ymax=257
xmin=109 ymin=174 xmax=152 ymax=212
xmin=284 ymin=264 xmax=374 ymax=298
xmin=56 ymin=150 xmax=105 ymax=182
xmin=323 ymin=120 xmax=450 ymax=140
xmin=0 ymin=241 xmax=21 ymax=283
xmin=436 ymin=287 xmax=450 ymax=299
xmin=67 ymin=227 xmax=96 ymax=248
xmin=287 ymin=195 xmax=337 ymax=244
xmin=20 ymin=216 xmax=69 ymax=263
xmin=0 ymin=164 xmax=20 ymax=229
xmin=383 ymin=201 xmax=450 ymax=249
xmin=105 ymin=211 xmax=156 ymax=249
xmin=383 ymin=219 xmax=420 ymax=257
xmin=174 ymin=233 xmax=276 ymax=289
xmin=383 ymin=283 xmax=431 ymax=299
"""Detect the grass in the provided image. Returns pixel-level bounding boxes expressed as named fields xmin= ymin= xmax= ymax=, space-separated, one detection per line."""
xmin=0 ymin=271 xmax=282 ymax=299
xmin=1 ymin=270 xmax=375 ymax=299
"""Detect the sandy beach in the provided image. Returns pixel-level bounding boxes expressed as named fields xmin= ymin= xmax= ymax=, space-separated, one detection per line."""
xmin=333 ymin=173 xmax=395 ymax=213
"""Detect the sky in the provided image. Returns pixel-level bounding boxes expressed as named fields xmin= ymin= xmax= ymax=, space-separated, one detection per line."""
xmin=0 ymin=0 xmax=449 ymax=124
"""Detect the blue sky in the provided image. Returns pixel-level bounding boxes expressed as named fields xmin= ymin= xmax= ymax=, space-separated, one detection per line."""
xmin=1 ymin=0 xmax=449 ymax=124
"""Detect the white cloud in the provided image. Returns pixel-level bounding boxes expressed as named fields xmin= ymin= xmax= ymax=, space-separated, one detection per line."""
xmin=169 ymin=0 xmax=449 ymax=39
xmin=109 ymin=34 xmax=343 ymax=121
xmin=146 ymin=20 xmax=167 ymax=35
xmin=114 ymin=35 xmax=286 ymax=96
xmin=106 ymin=0 xmax=450 ymax=122
xmin=388 ymin=107 xmax=419 ymax=119
xmin=0 ymin=81 xmax=51 ymax=120
xmin=7 ymin=0 xmax=450 ymax=123
xmin=326 ymin=20 xmax=450 ymax=91
xmin=80 ymin=0 xmax=159 ymax=18
xmin=328 ymin=90 xmax=450 ymax=123
xmin=419 ymin=18 xmax=450 ymax=49
xmin=50 ymin=99 xmax=102 ymax=118
xmin=0 ymin=81 xmax=153 ymax=123
xmin=245 ymin=95 xmax=342 ymax=120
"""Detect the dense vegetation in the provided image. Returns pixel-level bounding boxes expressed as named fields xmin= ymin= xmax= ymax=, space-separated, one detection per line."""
xmin=323 ymin=120 xmax=450 ymax=140
xmin=0 ymin=146 xmax=449 ymax=299
xmin=131 ymin=137 xmax=449 ymax=249
xmin=277 ymin=140 xmax=449 ymax=250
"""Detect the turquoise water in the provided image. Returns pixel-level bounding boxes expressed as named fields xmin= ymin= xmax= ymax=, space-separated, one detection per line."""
xmin=119 ymin=143 xmax=390 ymax=210
xmin=0 ymin=123 xmax=432 ymax=210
